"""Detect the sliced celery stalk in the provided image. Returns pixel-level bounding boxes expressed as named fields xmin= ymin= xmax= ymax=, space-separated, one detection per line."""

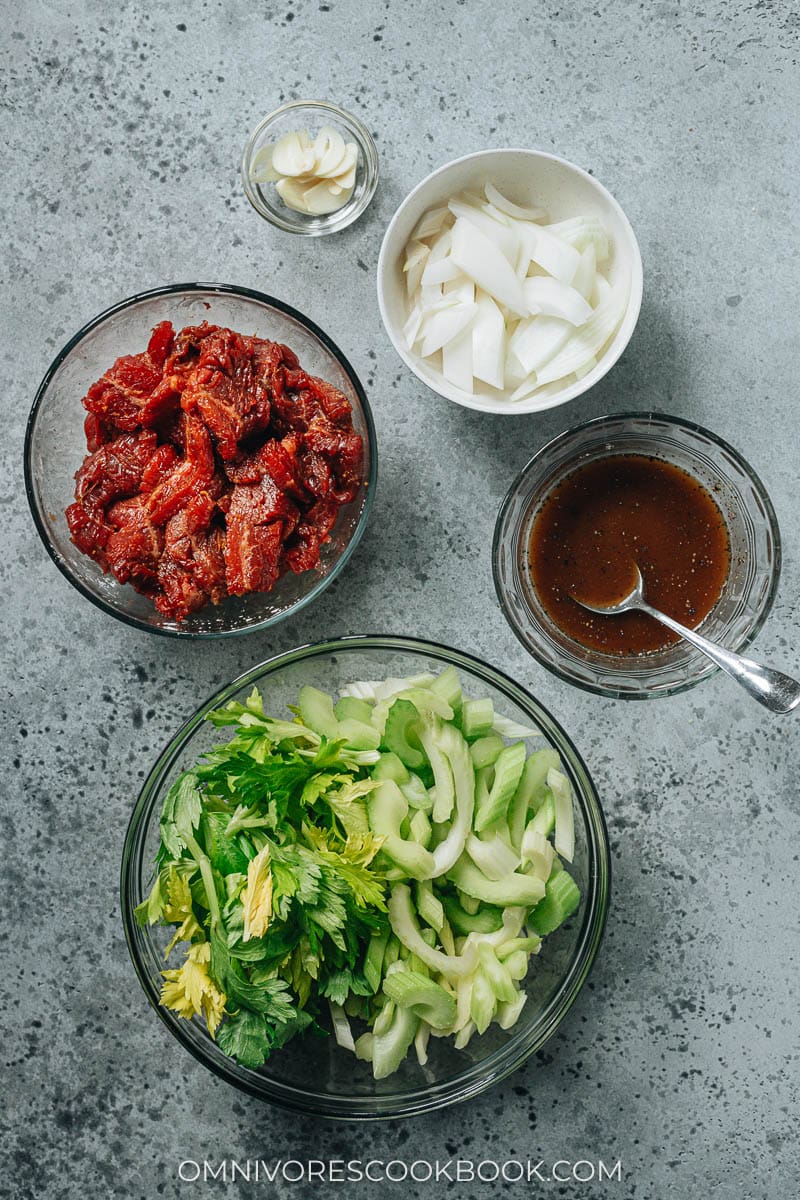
xmin=335 ymin=696 xmax=374 ymax=724
xmin=548 ymin=767 xmax=575 ymax=862
xmin=415 ymin=879 xmax=444 ymax=931
xmin=417 ymin=717 xmax=456 ymax=823
xmin=372 ymin=751 xmax=410 ymax=786
xmin=474 ymin=742 xmax=526 ymax=832
xmin=297 ymin=685 xmax=339 ymax=739
xmin=442 ymin=895 xmax=503 ymax=935
xmin=531 ymin=792 xmax=555 ymax=838
xmin=429 ymin=665 xmax=463 ymax=712
xmin=409 ymin=807 xmax=432 ymax=848
xmin=495 ymin=990 xmax=527 ymax=1030
xmin=363 ymin=928 xmax=391 ymax=993
xmin=402 ymin=772 xmax=432 ymax=812
xmin=368 ymin=780 xmax=436 ymax=880
xmin=460 ymin=697 xmax=494 ymax=740
xmin=337 ymin=718 xmax=381 ymax=751
xmin=529 ymin=870 xmax=581 ymax=936
xmin=382 ymin=699 xmax=425 ymax=769
xmin=383 ymin=967 xmax=457 ymax=1029
xmin=478 ymin=944 xmax=517 ymax=1003
xmin=470 ymin=971 xmax=497 ymax=1034
xmin=448 ymin=857 xmax=545 ymax=908
xmin=388 ymin=884 xmax=476 ymax=978
xmin=469 ymin=733 xmax=505 ymax=769
xmin=465 ymin=832 xmax=519 ymax=881
xmin=372 ymin=1005 xmax=419 ymax=1080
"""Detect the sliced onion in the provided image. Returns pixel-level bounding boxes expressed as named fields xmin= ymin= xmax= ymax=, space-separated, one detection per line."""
xmin=450 ymin=218 xmax=527 ymax=317
xmin=535 ymin=277 xmax=629 ymax=386
xmin=411 ymin=206 xmax=451 ymax=241
xmin=484 ymin=181 xmax=547 ymax=222
xmin=421 ymin=256 xmax=462 ymax=286
xmin=522 ymin=277 xmax=593 ymax=325
xmin=472 ymin=293 xmax=505 ymax=389
xmin=571 ymin=244 xmax=597 ymax=302
xmin=447 ymin=199 xmax=518 ymax=263
xmin=546 ymin=216 xmax=610 ymax=263
xmin=442 ymin=323 xmax=474 ymax=392
xmin=419 ymin=304 xmax=476 ymax=357
xmin=518 ymin=223 xmax=581 ymax=284
xmin=508 ymin=315 xmax=572 ymax=375
xmin=400 ymin=185 xmax=625 ymax=401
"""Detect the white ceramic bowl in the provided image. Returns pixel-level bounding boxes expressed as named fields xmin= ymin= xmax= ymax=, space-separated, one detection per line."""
xmin=377 ymin=149 xmax=643 ymax=416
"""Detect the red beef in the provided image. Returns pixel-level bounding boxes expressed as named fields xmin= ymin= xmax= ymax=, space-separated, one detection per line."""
xmin=181 ymin=328 xmax=271 ymax=460
xmin=65 ymin=321 xmax=363 ymax=621
xmin=155 ymin=553 xmax=209 ymax=620
xmin=65 ymin=501 xmax=111 ymax=565
xmin=225 ymin=519 xmax=283 ymax=595
xmin=146 ymin=416 xmax=214 ymax=526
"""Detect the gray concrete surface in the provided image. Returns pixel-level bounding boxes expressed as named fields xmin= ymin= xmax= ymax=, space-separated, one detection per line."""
xmin=2 ymin=1 xmax=799 ymax=1197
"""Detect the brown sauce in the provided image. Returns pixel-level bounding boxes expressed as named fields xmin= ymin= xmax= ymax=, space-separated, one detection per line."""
xmin=528 ymin=454 xmax=730 ymax=655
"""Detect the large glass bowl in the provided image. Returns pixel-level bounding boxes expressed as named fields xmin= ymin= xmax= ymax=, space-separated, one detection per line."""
xmin=121 ymin=636 xmax=610 ymax=1119
xmin=493 ymin=413 xmax=781 ymax=698
xmin=24 ymin=283 xmax=377 ymax=638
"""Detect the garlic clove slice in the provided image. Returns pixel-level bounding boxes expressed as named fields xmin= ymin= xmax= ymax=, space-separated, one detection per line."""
xmin=272 ymin=130 xmax=316 ymax=177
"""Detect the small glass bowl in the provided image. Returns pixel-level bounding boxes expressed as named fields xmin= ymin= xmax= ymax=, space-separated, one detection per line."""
xmin=241 ymin=101 xmax=379 ymax=236
xmin=121 ymin=636 xmax=610 ymax=1118
xmin=493 ymin=413 xmax=781 ymax=699
xmin=24 ymin=283 xmax=377 ymax=638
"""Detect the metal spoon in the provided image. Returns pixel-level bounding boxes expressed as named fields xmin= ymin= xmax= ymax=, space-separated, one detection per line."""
xmin=573 ymin=565 xmax=800 ymax=714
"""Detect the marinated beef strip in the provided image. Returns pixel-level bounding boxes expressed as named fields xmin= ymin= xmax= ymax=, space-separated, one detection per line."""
xmin=65 ymin=320 xmax=364 ymax=620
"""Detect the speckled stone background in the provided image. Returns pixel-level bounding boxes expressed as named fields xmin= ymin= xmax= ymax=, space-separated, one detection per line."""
xmin=2 ymin=1 xmax=799 ymax=1197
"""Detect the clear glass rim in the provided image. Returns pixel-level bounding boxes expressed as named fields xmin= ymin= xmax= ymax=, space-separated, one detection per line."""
xmin=23 ymin=282 xmax=378 ymax=640
xmin=120 ymin=634 xmax=611 ymax=1119
xmin=241 ymin=100 xmax=380 ymax=236
xmin=492 ymin=410 xmax=782 ymax=699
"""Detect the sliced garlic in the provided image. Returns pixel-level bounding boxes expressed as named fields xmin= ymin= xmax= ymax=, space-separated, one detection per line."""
xmin=251 ymin=125 xmax=360 ymax=216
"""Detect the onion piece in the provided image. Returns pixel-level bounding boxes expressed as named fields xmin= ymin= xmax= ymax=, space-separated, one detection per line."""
xmin=404 ymin=241 xmax=430 ymax=297
xmin=450 ymin=218 xmax=527 ymax=317
xmin=546 ymin=216 xmax=610 ymax=263
xmin=442 ymin=323 xmax=474 ymax=392
xmin=447 ymin=199 xmax=518 ymax=262
xmin=508 ymin=315 xmax=572 ymax=375
xmin=411 ymin=206 xmax=451 ymax=241
xmin=522 ymin=277 xmax=593 ymax=325
xmin=419 ymin=304 xmax=476 ymax=357
xmin=484 ymin=181 xmax=547 ymax=222
xmin=472 ymin=293 xmax=505 ymax=389
xmin=403 ymin=300 xmax=424 ymax=348
xmin=421 ymin=256 xmax=462 ymax=286
xmin=591 ymin=273 xmax=612 ymax=308
xmin=517 ymin=223 xmax=581 ymax=284
xmin=535 ymin=277 xmax=629 ymax=385
xmin=571 ymin=244 xmax=597 ymax=302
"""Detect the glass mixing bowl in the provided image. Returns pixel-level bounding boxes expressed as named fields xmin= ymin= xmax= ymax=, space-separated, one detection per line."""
xmin=24 ymin=283 xmax=376 ymax=637
xmin=121 ymin=636 xmax=610 ymax=1118
xmin=493 ymin=413 xmax=781 ymax=698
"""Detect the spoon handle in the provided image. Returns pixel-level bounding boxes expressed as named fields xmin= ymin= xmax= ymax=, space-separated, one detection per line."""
xmin=639 ymin=603 xmax=800 ymax=714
